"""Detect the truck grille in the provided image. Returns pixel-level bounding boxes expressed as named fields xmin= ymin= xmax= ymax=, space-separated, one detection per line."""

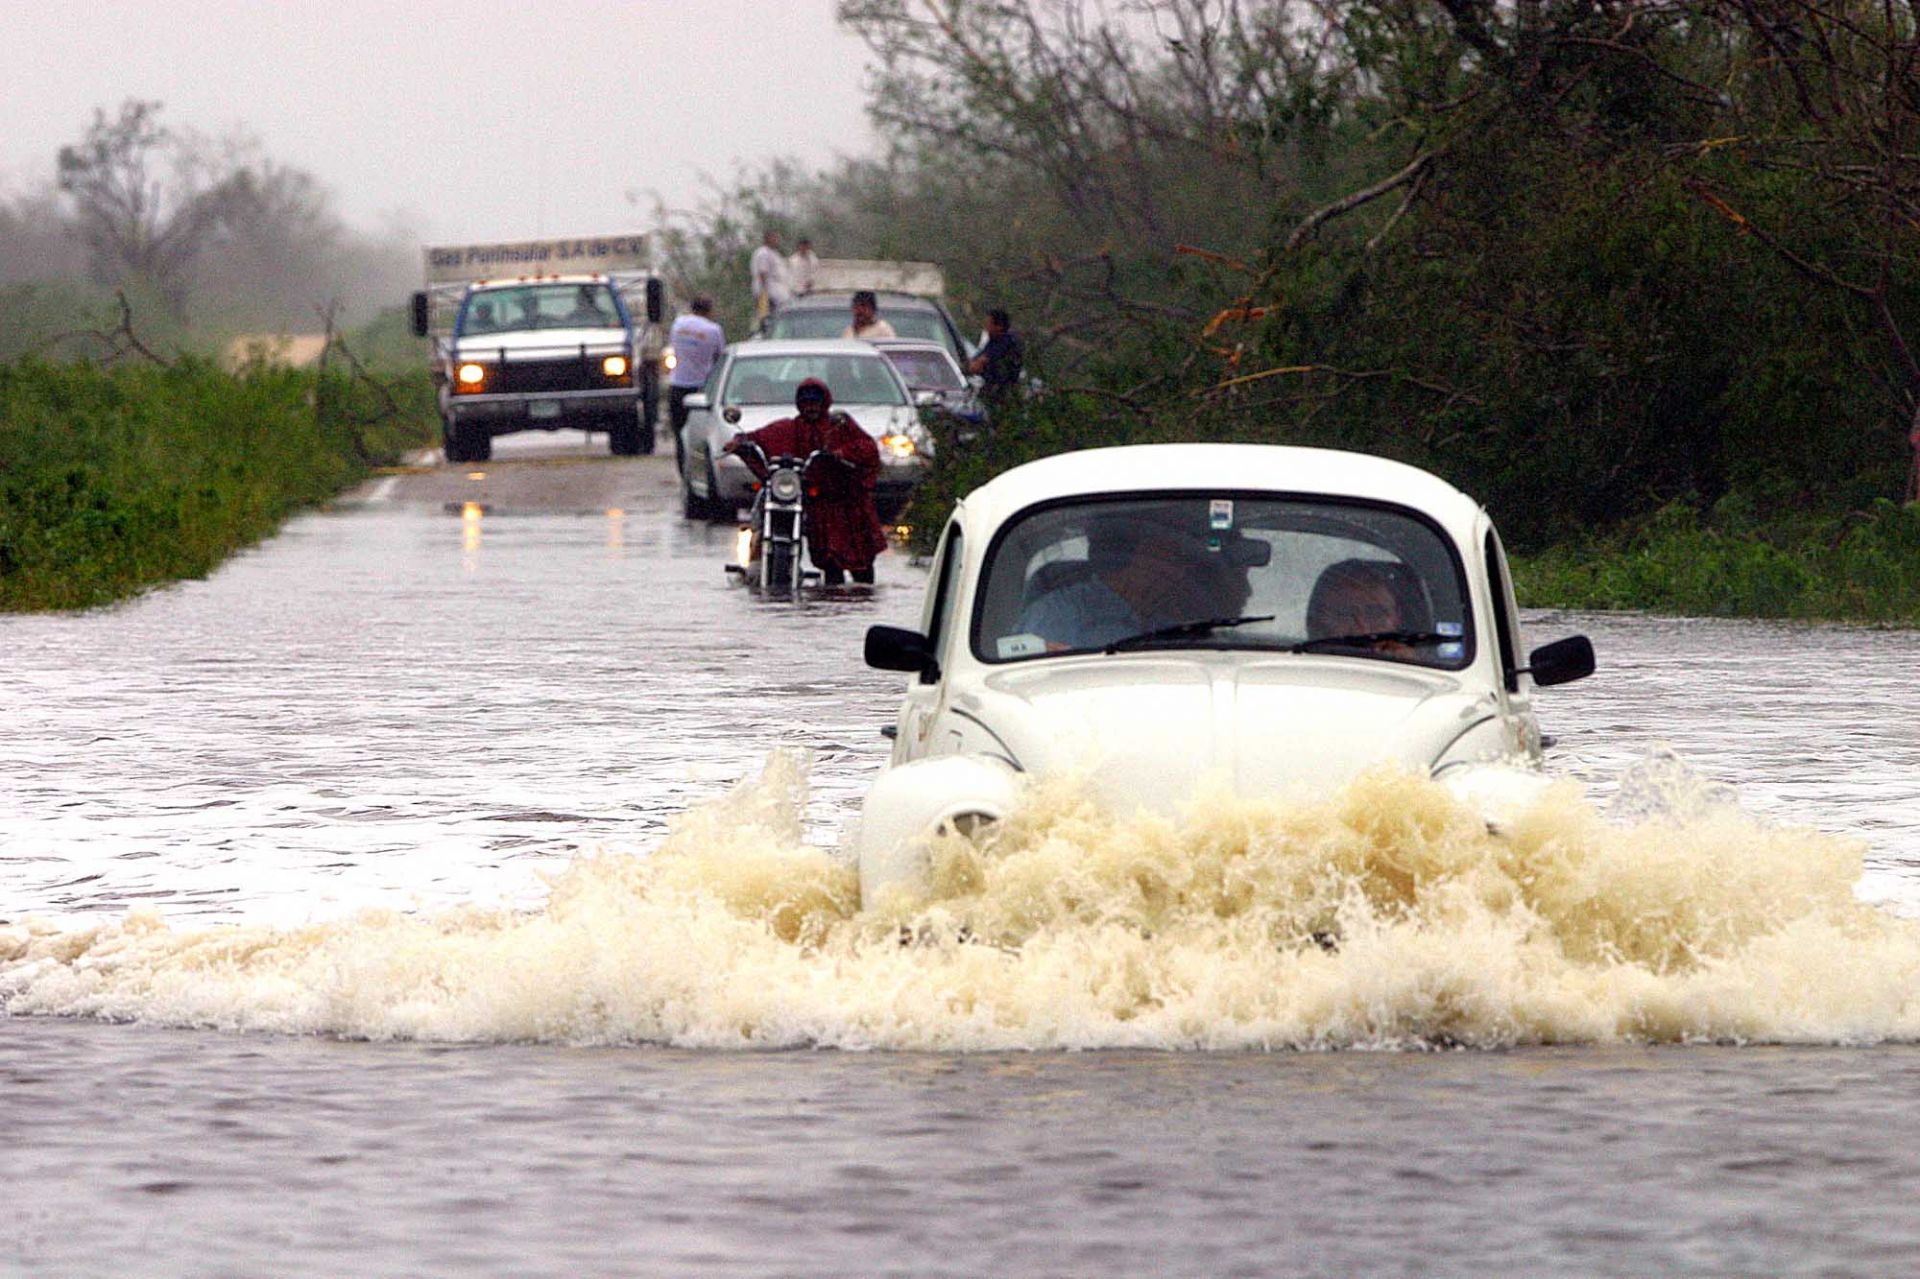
xmin=492 ymin=358 xmax=607 ymax=394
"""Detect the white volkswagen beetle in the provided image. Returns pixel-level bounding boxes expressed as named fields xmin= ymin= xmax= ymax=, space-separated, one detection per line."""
xmin=856 ymin=443 xmax=1594 ymax=905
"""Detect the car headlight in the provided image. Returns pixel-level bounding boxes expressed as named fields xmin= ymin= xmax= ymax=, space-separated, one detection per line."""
xmin=880 ymin=433 xmax=918 ymax=460
xmin=456 ymin=362 xmax=488 ymax=388
xmin=601 ymin=355 xmax=629 ymax=377
xmin=663 ymin=349 xmax=678 ymax=372
xmin=768 ymin=469 xmax=803 ymax=503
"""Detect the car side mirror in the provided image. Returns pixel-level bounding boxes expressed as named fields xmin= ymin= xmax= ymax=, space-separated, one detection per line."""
xmin=683 ymin=393 xmax=710 ymax=411
xmin=914 ymin=390 xmax=940 ymax=408
xmin=410 ymin=291 xmax=430 ymax=338
xmin=723 ymin=406 xmax=742 ymax=425
xmin=644 ymin=277 xmax=665 ymax=324
xmin=1522 ymin=635 xmax=1594 ymax=687
xmin=866 ymin=625 xmax=940 ymax=681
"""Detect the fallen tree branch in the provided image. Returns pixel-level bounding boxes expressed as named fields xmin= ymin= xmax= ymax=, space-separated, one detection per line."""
xmin=1286 ymin=151 xmax=1434 ymax=252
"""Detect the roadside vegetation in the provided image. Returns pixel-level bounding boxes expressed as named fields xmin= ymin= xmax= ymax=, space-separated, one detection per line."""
xmin=653 ymin=2 xmax=1920 ymax=622
xmin=0 ymin=98 xmax=433 ymax=612
xmin=0 ymin=350 xmax=434 ymax=612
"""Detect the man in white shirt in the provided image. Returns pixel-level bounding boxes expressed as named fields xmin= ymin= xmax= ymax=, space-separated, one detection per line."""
xmin=789 ymin=237 xmax=819 ymax=295
xmin=667 ymin=296 xmax=726 ymax=472
xmin=749 ymin=230 xmax=791 ymax=324
xmin=841 ymin=290 xmax=898 ymax=340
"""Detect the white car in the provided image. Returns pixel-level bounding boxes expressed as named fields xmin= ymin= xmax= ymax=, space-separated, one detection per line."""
xmin=855 ymin=443 xmax=1594 ymax=905
xmin=677 ymin=339 xmax=935 ymax=522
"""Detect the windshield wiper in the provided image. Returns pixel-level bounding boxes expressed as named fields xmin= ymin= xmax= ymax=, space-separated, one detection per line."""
xmin=1289 ymin=629 xmax=1453 ymax=653
xmin=1104 ymin=614 xmax=1275 ymax=654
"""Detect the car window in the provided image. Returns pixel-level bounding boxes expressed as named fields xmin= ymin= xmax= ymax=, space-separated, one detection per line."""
xmin=973 ymin=495 xmax=1472 ymax=667
xmin=721 ymin=354 xmax=908 ymax=406
xmin=1485 ymin=527 xmax=1520 ymax=691
xmin=925 ymin=522 xmax=965 ymax=678
xmin=460 ymin=283 xmax=622 ymax=335
xmin=882 ymin=349 xmax=965 ymax=390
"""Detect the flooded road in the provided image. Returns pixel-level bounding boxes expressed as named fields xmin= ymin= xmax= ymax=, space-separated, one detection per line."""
xmin=6 ymin=431 xmax=1920 ymax=1276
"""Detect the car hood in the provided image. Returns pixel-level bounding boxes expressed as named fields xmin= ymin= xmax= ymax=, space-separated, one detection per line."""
xmin=954 ymin=654 xmax=1499 ymax=809
xmin=723 ymin=403 xmax=921 ymax=439
xmin=453 ymin=327 xmax=627 ymax=356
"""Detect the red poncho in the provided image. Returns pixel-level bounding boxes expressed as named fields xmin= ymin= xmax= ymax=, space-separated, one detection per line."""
xmin=740 ymin=380 xmax=889 ymax=573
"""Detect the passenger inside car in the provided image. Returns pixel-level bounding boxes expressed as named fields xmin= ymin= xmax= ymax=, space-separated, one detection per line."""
xmin=1305 ymin=559 xmax=1414 ymax=656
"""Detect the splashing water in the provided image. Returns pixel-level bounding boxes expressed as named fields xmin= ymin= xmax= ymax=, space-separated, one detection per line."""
xmin=4 ymin=750 xmax=1918 ymax=1051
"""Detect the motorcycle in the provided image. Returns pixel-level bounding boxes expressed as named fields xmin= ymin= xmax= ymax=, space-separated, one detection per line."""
xmin=724 ymin=440 xmax=828 ymax=597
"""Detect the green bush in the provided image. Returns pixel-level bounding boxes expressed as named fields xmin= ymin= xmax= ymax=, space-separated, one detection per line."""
xmin=0 ymin=356 xmax=434 ymax=611
xmin=1513 ymin=499 xmax=1920 ymax=622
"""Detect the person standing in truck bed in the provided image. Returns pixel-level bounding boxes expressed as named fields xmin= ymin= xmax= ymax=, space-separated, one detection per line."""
xmin=750 ymin=230 xmax=791 ymax=325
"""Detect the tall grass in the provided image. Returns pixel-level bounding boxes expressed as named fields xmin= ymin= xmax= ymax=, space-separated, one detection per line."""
xmin=1512 ymin=498 xmax=1920 ymax=623
xmin=0 ymin=357 xmax=435 ymax=611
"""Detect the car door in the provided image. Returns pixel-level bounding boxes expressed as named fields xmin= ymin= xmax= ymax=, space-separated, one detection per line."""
xmin=893 ymin=517 xmax=966 ymax=764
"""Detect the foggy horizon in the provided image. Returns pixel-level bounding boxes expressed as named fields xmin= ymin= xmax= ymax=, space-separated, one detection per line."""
xmin=1 ymin=0 xmax=878 ymax=246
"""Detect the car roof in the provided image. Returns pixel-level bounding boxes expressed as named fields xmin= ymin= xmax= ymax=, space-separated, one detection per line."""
xmin=868 ymin=338 xmax=952 ymax=351
xmin=959 ymin=444 xmax=1487 ymax=543
xmin=726 ymin=338 xmax=893 ymax=358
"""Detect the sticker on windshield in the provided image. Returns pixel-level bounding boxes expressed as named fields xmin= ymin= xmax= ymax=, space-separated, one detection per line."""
xmin=1437 ymin=621 xmax=1464 ymax=637
xmin=998 ymin=633 xmax=1047 ymax=659
xmin=1438 ymin=642 xmax=1465 ymax=659
xmin=1209 ymin=499 xmax=1234 ymax=530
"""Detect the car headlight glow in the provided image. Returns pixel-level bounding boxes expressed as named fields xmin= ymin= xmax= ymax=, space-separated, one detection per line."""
xmin=602 ymin=355 xmax=629 ymax=377
xmin=663 ymin=349 xmax=677 ymax=372
xmin=456 ymin=362 xmax=487 ymax=386
xmin=881 ymin=433 xmax=918 ymax=460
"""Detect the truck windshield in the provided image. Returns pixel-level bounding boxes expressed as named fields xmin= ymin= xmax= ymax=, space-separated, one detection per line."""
xmin=461 ymin=283 xmax=621 ymax=335
xmin=723 ymin=354 xmax=908 ymax=407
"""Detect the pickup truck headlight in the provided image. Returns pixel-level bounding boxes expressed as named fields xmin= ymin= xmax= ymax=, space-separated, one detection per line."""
xmin=455 ymin=362 xmax=488 ymax=389
xmin=601 ymin=355 xmax=629 ymax=378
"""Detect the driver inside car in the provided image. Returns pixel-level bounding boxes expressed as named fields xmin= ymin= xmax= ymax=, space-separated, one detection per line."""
xmin=1016 ymin=513 xmax=1250 ymax=653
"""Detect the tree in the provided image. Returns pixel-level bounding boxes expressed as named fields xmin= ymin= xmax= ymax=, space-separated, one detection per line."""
xmin=55 ymin=100 xmax=243 ymax=314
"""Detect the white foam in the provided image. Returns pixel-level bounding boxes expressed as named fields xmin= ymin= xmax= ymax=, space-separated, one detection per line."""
xmin=6 ymin=750 xmax=1918 ymax=1050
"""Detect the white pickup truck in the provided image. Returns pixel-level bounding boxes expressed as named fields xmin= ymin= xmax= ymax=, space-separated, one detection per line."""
xmin=410 ymin=235 xmax=668 ymax=462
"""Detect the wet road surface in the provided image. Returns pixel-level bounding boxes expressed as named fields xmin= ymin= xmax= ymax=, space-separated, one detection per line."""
xmin=5 ymin=430 xmax=1920 ymax=1276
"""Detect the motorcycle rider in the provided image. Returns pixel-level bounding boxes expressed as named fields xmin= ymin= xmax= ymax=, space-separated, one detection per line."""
xmin=723 ymin=378 xmax=888 ymax=585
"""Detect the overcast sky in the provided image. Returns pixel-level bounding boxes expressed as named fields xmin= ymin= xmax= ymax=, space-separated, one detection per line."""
xmin=1 ymin=0 xmax=878 ymax=244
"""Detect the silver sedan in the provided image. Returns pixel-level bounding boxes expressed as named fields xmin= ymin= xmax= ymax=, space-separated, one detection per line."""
xmin=677 ymin=339 xmax=936 ymax=522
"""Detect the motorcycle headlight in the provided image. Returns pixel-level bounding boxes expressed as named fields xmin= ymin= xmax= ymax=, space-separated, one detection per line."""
xmin=768 ymin=469 xmax=803 ymax=503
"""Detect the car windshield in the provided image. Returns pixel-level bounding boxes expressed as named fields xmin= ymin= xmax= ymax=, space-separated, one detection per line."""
xmin=881 ymin=348 xmax=965 ymax=390
xmin=767 ymin=305 xmax=955 ymax=351
xmin=973 ymin=495 xmax=1472 ymax=668
xmin=460 ymin=283 xmax=621 ymax=335
xmin=723 ymin=354 xmax=908 ymax=407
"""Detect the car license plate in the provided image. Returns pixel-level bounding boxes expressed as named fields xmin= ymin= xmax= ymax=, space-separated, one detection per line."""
xmin=529 ymin=400 xmax=561 ymax=420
